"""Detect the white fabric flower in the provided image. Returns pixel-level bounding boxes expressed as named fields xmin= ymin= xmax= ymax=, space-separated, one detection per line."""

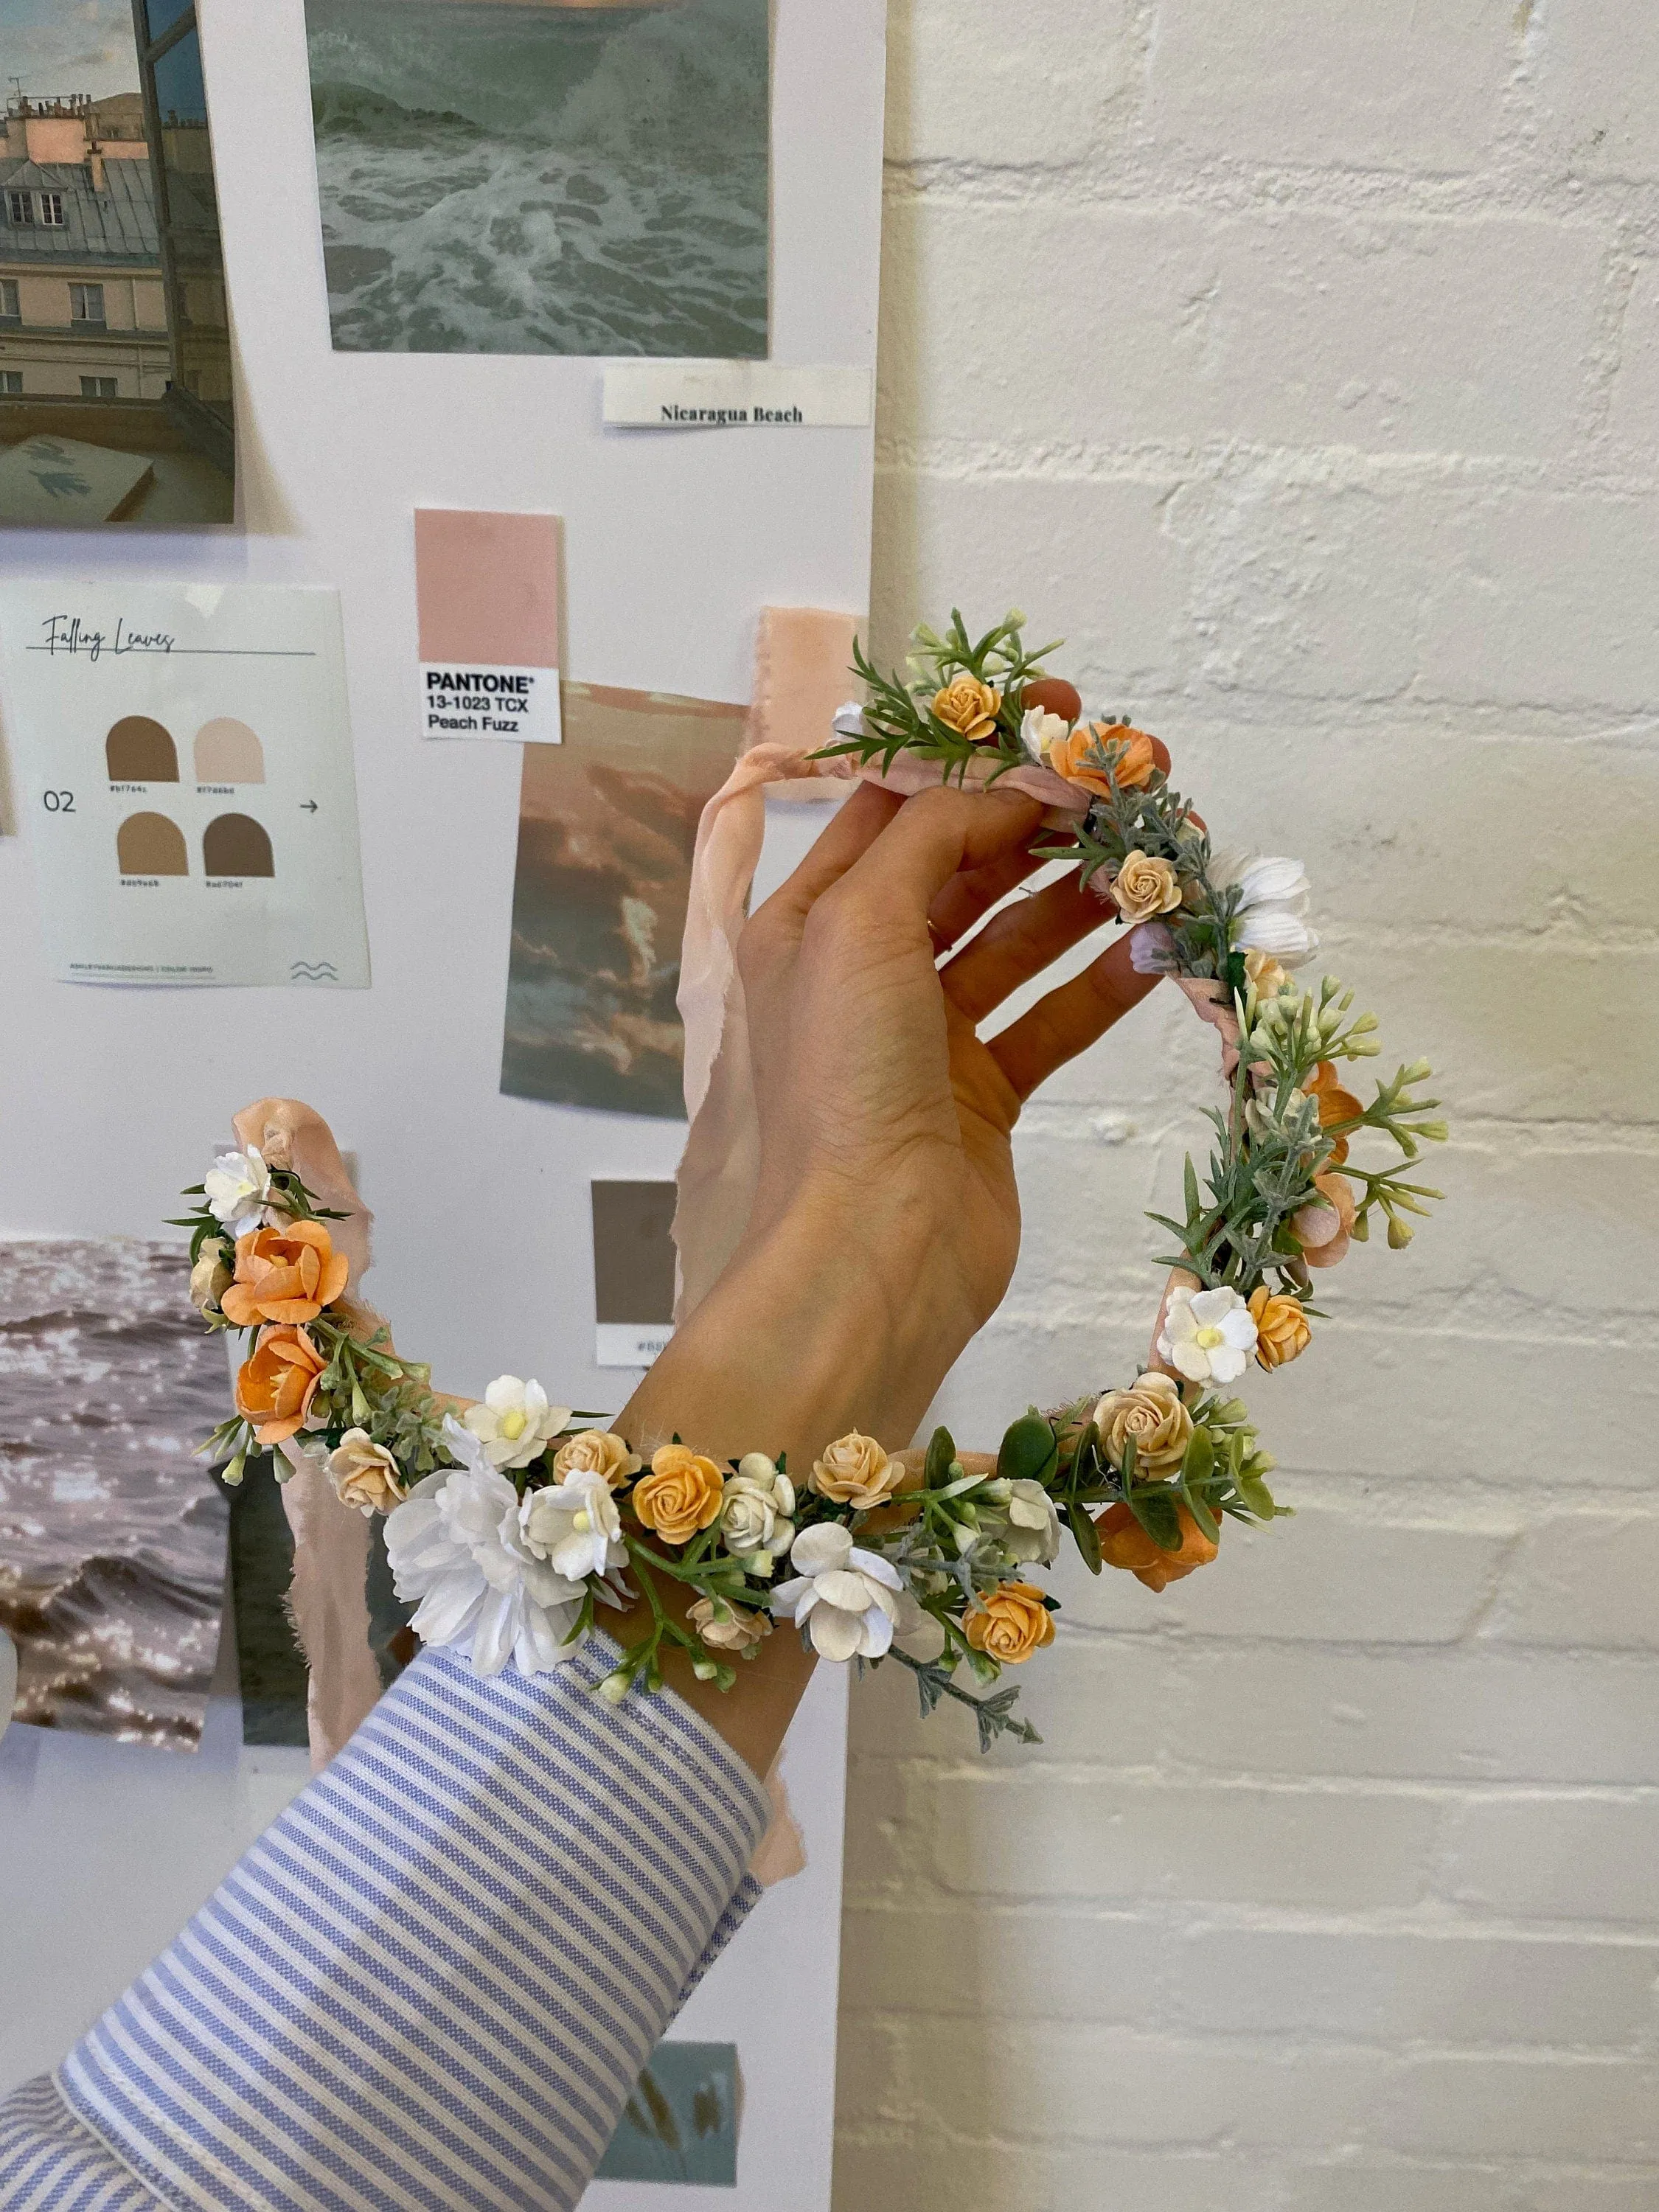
xmin=1019 ymin=704 xmax=1071 ymax=766
xmin=1157 ymin=1285 xmax=1259 ymax=1385
xmin=721 ymin=1453 xmax=796 ymax=1557
xmin=893 ymin=1587 xmax=947 ymax=1663
xmin=832 ymin=701 xmax=867 ymax=738
xmin=386 ymin=1419 xmax=585 ymax=1675
xmin=203 ymin=1146 xmax=274 ymax=1237
xmin=1004 ymin=1478 xmax=1062 ymax=1565
xmin=462 ymin=1376 xmax=572 ymax=1471
xmin=773 ymin=1522 xmax=903 ymax=1663
xmin=519 ymin=1470 xmax=625 ymax=1582
xmin=1218 ymin=853 xmax=1318 ymax=969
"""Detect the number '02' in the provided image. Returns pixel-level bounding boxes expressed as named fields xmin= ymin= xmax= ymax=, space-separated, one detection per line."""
xmin=41 ymin=790 xmax=74 ymax=812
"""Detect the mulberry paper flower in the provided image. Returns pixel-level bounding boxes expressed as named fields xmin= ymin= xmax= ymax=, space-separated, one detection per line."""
xmin=1157 ymin=1285 xmax=1259 ymax=1384
xmin=462 ymin=1377 xmax=572 ymax=1472
xmin=519 ymin=1470 xmax=626 ymax=1582
xmin=773 ymin=1523 xmax=904 ymax=1662
xmin=204 ymin=1146 xmax=274 ymax=1237
xmin=386 ymin=1419 xmax=585 ymax=1677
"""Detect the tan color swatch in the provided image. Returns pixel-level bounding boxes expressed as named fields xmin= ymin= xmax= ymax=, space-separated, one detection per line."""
xmin=194 ymin=718 xmax=265 ymax=784
xmin=414 ymin=509 xmax=560 ymax=667
xmin=105 ymin=717 xmax=178 ymax=782
xmin=203 ymin=813 xmax=274 ymax=878
xmin=116 ymin=812 xmax=187 ymax=876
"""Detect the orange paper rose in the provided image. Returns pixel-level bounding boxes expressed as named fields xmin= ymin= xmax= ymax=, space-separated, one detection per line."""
xmin=1096 ymin=1498 xmax=1219 ymax=1591
xmin=1307 ymin=1060 xmax=1364 ymax=1166
xmin=1248 ymin=1287 xmax=1312 ymax=1369
xmin=1048 ymin=721 xmax=1157 ymax=796
xmin=220 ymin=1220 xmax=349 ymax=1327
xmin=1292 ymin=1170 xmax=1357 ymax=1271
xmin=234 ymin=1324 xmax=328 ymax=1444
xmin=931 ymin=675 xmax=1002 ymax=743
xmin=633 ymin=1443 xmax=725 ymax=1545
xmin=963 ymin=1582 xmax=1056 ymax=1663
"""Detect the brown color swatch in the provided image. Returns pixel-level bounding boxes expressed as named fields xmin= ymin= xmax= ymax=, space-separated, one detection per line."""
xmin=116 ymin=811 xmax=188 ymax=876
xmin=591 ymin=1180 xmax=678 ymax=1326
xmin=194 ymin=717 xmax=265 ymax=783
xmin=105 ymin=716 xmax=178 ymax=782
xmin=415 ymin=509 xmax=561 ymax=667
xmin=203 ymin=813 xmax=274 ymax=877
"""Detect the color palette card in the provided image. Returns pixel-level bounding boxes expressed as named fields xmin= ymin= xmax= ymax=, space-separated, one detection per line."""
xmin=591 ymin=1179 xmax=677 ymax=1368
xmin=415 ymin=509 xmax=562 ymax=745
xmin=0 ymin=582 xmax=369 ymax=989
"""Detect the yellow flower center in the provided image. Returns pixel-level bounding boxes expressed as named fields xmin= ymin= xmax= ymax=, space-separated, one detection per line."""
xmin=1194 ymin=1326 xmax=1225 ymax=1349
xmin=572 ymin=1509 xmax=591 ymax=1534
xmin=499 ymin=1408 xmax=528 ymax=1441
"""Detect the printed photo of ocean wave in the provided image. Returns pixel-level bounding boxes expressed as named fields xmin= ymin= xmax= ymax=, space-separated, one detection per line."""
xmin=303 ymin=0 xmax=769 ymax=358
xmin=0 ymin=1239 xmax=230 ymax=1750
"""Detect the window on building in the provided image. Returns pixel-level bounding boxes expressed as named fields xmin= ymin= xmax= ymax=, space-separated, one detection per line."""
xmin=7 ymin=190 xmax=32 ymax=225
xmin=69 ymin=283 xmax=106 ymax=327
xmin=0 ymin=280 xmax=18 ymax=323
xmin=79 ymin=375 xmax=117 ymax=398
xmin=38 ymin=192 xmax=64 ymax=227
xmin=0 ymin=371 xmax=21 ymax=394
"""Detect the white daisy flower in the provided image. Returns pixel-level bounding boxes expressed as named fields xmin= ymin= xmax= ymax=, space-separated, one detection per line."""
xmin=1156 ymin=1284 xmax=1259 ymax=1385
xmin=462 ymin=1376 xmax=572 ymax=1472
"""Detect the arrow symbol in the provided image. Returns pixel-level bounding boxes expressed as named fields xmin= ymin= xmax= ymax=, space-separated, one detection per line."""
xmin=299 ymin=800 xmax=319 ymax=813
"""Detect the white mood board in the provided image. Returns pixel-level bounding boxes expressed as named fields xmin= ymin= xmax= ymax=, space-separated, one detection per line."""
xmin=0 ymin=4 xmax=888 ymax=2205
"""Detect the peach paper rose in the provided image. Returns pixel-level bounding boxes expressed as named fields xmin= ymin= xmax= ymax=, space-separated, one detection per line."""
xmin=1096 ymin=1499 xmax=1219 ymax=1591
xmin=1292 ymin=1170 xmax=1357 ymax=1271
xmin=810 ymin=1430 xmax=905 ymax=1511
xmin=235 ymin=1324 xmax=328 ymax=1445
xmin=1307 ymin=1060 xmax=1364 ymax=1167
xmin=1248 ymin=1287 xmax=1312 ymax=1370
xmin=963 ymin=1582 xmax=1055 ymax=1663
xmin=1092 ymin=1371 xmax=1192 ymax=1479
xmin=1109 ymin=850 xmax=1183 ymax=925
xmin=633 ymin=1444 xmax=725 ymax=1544
xmin=220 ymin=1220 xmax=349 ymax=1328
xmin=1244 ymin=948 xmax=1293 ymax=998
xmin=688 ymin=1596 xmax=773 ymax=1653
xmin=552 ymin=1428 xmax=641 ymax=1488
xmin=931 ymin=675 xmax=1002 ymax=743
xmin=1048 ymin=721 xmax=1157 ymax=796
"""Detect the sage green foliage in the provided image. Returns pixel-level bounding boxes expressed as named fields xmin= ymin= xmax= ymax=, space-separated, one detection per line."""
xmin=817 ymin=608 xmax=1059 ymax=780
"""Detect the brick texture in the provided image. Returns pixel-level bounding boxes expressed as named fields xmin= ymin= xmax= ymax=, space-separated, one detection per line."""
xmin=835 ymin=2 xmax=1659 ymax=2205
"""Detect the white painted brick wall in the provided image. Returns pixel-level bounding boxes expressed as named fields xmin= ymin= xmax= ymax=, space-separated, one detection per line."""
xmin=833 ymin=2 xmax=1659 ymax=2203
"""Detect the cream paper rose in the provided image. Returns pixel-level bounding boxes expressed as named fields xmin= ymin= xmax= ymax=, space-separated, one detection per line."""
xmin=1109 ymin=850 xmax=1183 ymax=925
xmin=1093 ymin=1371 xmax=1193 ymax=1478
xmin=326 ymin=1428 xmax=406 ymax=1517
xmin=551 ymin=1428 xmax=641 ymax=1488
xmin=810 ymin=1431 xmax=905 ymax=1511
xmin=189 ymin=1238 xmax=232 ymax=1315
xmin=1004 ymin=1478 xmax=1062 ymax=1565
xmin=721 ymin=1453 xmax=796 ymax=1558
xmin=688 ymin=1595 xmax=772 ymax=1653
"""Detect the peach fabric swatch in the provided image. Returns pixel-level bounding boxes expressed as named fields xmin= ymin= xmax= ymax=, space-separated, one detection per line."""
xmin=748 ymin=607 xmax=863 ymax=770
xmin=414 ymin=509 xmax=560 ymax=667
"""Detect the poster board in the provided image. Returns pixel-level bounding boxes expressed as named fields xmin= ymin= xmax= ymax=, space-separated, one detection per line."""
xmin=0 ymin=2 xmax=886 ymax=2202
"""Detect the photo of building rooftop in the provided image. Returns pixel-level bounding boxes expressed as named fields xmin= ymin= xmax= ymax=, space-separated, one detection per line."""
xmin=0 ymin=1 xmax=235 ymax=526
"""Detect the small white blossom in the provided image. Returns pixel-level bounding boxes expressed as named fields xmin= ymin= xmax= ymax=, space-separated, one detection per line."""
xmin=462 ymin=1376 xmax=572 ymax=1471
xmin=1217 ymin=853 xmax=1318 ymax=969
xmin=1004 ymin=1478 xmax=1062 ymax=1565
xmin=893 ymin=1587 xmax=947 ymax=1663
xmin=386 ymin=1422 xmax=587 ymax=1675
xmin=773 ymin=1522 xmax=903 ymax=1663
xmin=1019 ymin=704 xmax=1071 ymax=767
xmin=832 ymin=701 xmax=867 ymax=738
xmin=203 ymin=1146 xmax=274 ymax=1237
xmin=519 ymin=1470 xmax=626 ymax=1583
xmin=1158 ymin=1285 xmax=1259 ymax=1385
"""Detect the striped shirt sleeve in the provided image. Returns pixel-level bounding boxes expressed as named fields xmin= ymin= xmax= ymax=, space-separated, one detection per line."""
xmin=0 ymin=1632 xmax=771 ymax=2212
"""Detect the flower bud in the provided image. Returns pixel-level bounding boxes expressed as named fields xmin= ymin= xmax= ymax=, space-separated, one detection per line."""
xmin=597 ymin=1669 xmax=632 ymax=1705
xmin=692 ymin=1658 xmax=720 ymax=1682
xmin=1386 ymin=1215 xmax=1414 ymax=1249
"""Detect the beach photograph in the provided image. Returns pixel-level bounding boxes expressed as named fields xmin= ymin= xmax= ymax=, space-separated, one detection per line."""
xmin=304 ymin=0 xmax=770 ymax=356
xmin=0 ymin=0 xmax=235 ymax=525
xmin=0 ymin=1239 xmax=230 ymax=1749
xmin=501 ymin=681 xmax=745 ymax=1117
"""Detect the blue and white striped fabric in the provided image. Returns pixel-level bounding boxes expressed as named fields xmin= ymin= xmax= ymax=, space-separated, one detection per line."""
xmin=0 ymin=1634 xmax=769 ymax=2211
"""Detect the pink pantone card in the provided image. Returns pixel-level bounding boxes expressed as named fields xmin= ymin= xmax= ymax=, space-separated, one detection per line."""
xmin=414 ymin=508 xmax=563 ymax=745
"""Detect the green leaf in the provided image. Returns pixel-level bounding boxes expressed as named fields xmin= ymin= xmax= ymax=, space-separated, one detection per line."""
xmin=1066 ymin=1499 xmax=1103 ymax=1575
xmin=997 ymin=1414 xmax=1060 ymax=1488
xmin=921 ymin=1427 xmax=959 ymax=1490
xmin=1127 ymin=1484 xmax=1183 ymax=1554
xmin=1237 ymin=1472 xmax=1279 ymax=1520
xmin=1181 ymin=1427 xmax=1214 ymax=1486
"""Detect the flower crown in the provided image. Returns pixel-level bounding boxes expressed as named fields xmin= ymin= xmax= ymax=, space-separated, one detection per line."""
xmin=175 ymin=613 xmax=1446 ymax=1750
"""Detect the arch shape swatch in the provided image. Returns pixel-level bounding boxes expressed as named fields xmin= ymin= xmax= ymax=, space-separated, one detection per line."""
xmin=116 ymin=813 xmax=188 ymax=877
xmin=194 ymin=719 xmax=265 ymax=784
xmin=105 ymin=717 xmax=178 ymax=782
xmin=203 ymin=814 xmax=274 ymax=878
